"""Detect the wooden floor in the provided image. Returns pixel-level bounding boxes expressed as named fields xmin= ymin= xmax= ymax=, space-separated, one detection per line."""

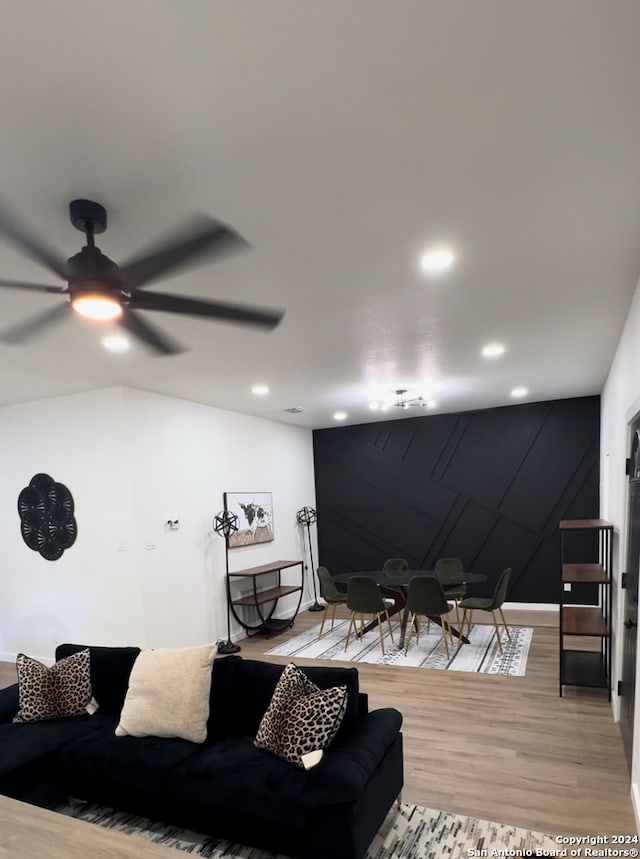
xmin=0 ymin=606 xmax=636 ymax=841
xmin=240 ymin=607 xmax=637 ymax=838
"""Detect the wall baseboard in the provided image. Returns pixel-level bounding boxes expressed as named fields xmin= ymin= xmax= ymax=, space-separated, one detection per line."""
xmin=632 ymin=780 xmax=640 ymax=836
xmin=504 ymin=602 xmax=558 ymax=612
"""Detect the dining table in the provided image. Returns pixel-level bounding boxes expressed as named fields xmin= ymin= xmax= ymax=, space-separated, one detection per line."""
xmin=333 ymin=568 xmax=488 ymax=647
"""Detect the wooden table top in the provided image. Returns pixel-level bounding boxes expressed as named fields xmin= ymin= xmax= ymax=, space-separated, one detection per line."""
xmin=0 ymin=795 xmax=181 ymax=859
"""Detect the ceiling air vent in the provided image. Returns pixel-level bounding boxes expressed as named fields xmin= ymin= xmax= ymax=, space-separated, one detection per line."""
xmin=284 ymin=407 xmax=310 ymax=414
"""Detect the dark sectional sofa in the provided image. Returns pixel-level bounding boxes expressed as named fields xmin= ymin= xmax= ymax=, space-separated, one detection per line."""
xmin=0 ymin=643 xmax=404 ymax=859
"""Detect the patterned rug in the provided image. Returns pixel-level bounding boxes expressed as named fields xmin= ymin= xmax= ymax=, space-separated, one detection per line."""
xmin=266 ymin=621 xmax=533 ymax=676
xmin=57 ymin=800 xmax=558 ymax=858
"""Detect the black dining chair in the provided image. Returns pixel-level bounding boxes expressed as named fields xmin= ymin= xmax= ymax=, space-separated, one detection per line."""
xmin=458 ymin=567 xmax=512 ymax=653
xmin=316 ymin=567 xmax=348 ymax=638
xmin=344 ymin=576 xmax=395 ymax=654
xmin=404 ymin=576 xmax=454 ymax=657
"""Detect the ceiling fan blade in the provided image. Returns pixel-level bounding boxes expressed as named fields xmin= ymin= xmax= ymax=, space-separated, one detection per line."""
xmin=130 ymin=290 xmax=284 ymax=330
xmin=0 ymin=202 xmax=69 ymax=281
xmin=0 ymin=303 xmax=70 ymax=344
xmin=0 ymin=278 xmax=67 ymax=294
xmin=119 ymin=216 xmax=249 ymax=291
xmin=119 ymin=308 xmax=185 ymax=356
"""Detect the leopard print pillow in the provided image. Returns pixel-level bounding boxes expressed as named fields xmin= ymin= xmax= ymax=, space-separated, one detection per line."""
xmin=254 ymin=663 xmax=347 ymax=768
xmin=13 ymin=649 xmax=92 ymax=723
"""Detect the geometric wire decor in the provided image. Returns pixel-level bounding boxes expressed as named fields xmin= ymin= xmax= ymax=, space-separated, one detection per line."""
xmin=295 ymin=505 xmax=324 ymax=612
xmin=211 ymin=509 xmax=242 ymax=654
xmin=17 ymin=472 xmax=78 ymax=561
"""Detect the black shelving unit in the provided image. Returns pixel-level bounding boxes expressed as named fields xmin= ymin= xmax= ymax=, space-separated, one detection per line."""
xmin=559 ymin=519 xmax=613 ymax=699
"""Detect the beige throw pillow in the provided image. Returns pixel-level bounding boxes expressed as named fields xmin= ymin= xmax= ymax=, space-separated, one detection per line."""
xmin=115 ymin=643 xmax=217 ymax=743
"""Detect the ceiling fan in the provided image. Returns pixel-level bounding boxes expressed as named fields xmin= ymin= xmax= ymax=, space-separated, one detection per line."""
xmin=0 ymin=198 xmax=284 ymax=355
xmin=392 ymin=389 xmax=428 ymax=410
xmin=370 ymin=388 xmax=437 ymax=411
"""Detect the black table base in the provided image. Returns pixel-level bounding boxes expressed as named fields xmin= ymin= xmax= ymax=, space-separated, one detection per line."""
xmin=334 ymin=569 xmax=488 ymax=650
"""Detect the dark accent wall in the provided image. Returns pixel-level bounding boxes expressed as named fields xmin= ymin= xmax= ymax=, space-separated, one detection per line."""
xmin=313 ymin=396 xmax=600 ymax=603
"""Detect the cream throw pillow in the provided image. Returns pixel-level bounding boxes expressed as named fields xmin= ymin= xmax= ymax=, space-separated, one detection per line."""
xmin=115 ymin=643 xmax=217 ymax=743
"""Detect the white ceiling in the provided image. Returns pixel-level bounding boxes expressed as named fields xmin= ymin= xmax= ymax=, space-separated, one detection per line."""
xmin=0 ymin=0 xmax=639 ymax=429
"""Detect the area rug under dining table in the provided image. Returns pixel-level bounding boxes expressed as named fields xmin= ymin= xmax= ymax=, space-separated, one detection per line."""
xmin=265 ymin=621 xmax=533 ymax=676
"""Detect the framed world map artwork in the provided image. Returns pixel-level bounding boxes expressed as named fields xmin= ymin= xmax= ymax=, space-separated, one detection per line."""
xmin=224 ymin=492 xmax=274 ymax=548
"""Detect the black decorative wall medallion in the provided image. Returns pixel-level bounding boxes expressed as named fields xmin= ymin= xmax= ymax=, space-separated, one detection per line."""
xmin=17 ymin=473 xmax=77 ymax=561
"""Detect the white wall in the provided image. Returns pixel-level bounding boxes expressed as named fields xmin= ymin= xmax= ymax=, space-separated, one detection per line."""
xmin=0 ymin=387 xmax=316 ymax=661
xmin=601 ymin=278 xmax=640 ymax=825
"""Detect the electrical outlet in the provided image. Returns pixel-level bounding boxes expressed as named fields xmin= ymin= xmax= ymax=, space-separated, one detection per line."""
xmin=563 ymin=582 xmax=571 ymax=592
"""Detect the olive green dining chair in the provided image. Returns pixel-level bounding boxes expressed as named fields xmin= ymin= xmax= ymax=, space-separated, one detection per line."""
xmin=316 ymin=567 xmax=348 ymax=638
xmin=404 ymin=575 xmax=454 ymax=657
xmin=435 ymin=557 xmax=466 ymax=626
xmin=344 ymin=576 xmax=395 ymax=655
xmin=383 ymin=558 xmax=409 ymax=576
xmin=458 ymin=567 xmax=512 ymax=653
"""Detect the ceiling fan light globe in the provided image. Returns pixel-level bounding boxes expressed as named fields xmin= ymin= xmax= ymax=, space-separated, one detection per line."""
xmin=71 ymin=292 xmax=122 ymax=321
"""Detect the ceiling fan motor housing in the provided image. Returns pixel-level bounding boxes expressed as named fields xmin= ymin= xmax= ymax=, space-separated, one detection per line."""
xmin=66 ymin=246 xmax=124 ymax=297
xmin=69 ymin=199 xmax=107 ymax=235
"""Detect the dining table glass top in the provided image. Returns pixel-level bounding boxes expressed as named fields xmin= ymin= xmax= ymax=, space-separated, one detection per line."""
xmin=332 ymin=569 xmax=487 ymax=587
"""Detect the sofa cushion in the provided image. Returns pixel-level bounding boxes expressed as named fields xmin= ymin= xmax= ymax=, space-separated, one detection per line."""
xmin=0 ymin=684 xmax=19 ymax=722
xmin=0 ymin=713 xmax=112 ymax=800
xmin=56 ymin=644 xmax=141 ymax=716
xmin=208 ymin=657 xmax=360 ymax=741
xmin=255 ymin=663 xmax=347 ymax=768
xmin=116 ymin=644 xmax=217 ymax=743
xmin=14 ymin=650 xmax=92 ymax=723
xmin=59 ymin=726 xmax=202 ymax=796
xmin=170 ymin=736 xmax=309 ymax=827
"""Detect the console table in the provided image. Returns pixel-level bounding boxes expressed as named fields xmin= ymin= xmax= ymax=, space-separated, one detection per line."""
xmin=227 ymin=559 xmax=304 ymax=637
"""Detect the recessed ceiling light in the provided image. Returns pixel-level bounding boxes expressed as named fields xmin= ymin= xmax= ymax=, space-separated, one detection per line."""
xmin=419 ymin=249 xmax=455 ymax=273
xmin=251 ymin=384 xmax=269 ymax=396
xmin=333 ymin=411 xmax=347 ymax=421
xmin=511 ymin=386 xmax=528 ymax=398
xmin=369 ymin=401 xmax=380 ymax=410
xmin=482 ymin=342 xmax=505 ymax=359
xmin=426 ymin=399 xmax=437 ymax=408
xmin=102 ymin=334 xmax=130 ymax=353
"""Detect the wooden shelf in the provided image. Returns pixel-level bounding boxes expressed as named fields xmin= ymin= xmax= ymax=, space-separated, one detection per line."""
xmin=231 ymin=585 xmax=301 ymax=607
xmin=559 ymin=518 xmax=612 ymax=699
xmin=562 ymin=563 xmax=610 ymax=584
xmin=562 ymin=606 xmax=609 ymax=636
xmin=228 ymin=559 xmax=302 ymax=578
xmin=559 ymin=519 xmax=613 ymax=530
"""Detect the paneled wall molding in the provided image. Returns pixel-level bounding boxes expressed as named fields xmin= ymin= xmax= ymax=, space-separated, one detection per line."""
xmin=313 ymin=396 xmax=600 ymax=603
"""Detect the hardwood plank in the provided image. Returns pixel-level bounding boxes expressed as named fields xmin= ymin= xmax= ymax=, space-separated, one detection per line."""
xmin=0 ymin=795 xmax=180 ymax=858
